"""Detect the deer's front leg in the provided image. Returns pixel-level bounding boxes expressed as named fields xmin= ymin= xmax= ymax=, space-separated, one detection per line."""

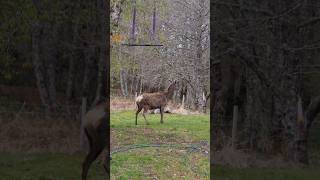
xmin=136 ymin=105 xmax=142 ymax=125
xmin=160 ymin=107 xmax=164 ymax=124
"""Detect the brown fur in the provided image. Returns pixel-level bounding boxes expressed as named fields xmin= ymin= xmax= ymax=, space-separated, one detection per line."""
xmin=135 ymin=81 xmax=177 ymax=125
xmin=82 ymin=102 xmax=109 ymax=180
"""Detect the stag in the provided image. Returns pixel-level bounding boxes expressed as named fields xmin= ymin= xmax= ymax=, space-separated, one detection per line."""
xmin=82 ymin=101 xmax=110 ymax=180
xmin=135 ymin=81 xmax=177 ymax=125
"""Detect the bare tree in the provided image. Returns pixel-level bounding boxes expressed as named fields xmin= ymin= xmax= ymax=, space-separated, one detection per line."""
xmin=212 ymin=0 xmax=320 ymax=164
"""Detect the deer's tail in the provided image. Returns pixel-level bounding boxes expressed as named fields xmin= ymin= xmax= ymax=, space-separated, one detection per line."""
xmin=135 ymin=95 xmax=143 ymax=109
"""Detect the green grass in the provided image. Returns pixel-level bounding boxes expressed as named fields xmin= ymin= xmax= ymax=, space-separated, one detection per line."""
xmin=110 ymin=110 xmax=210 ymax=179
xmin=2 ymin=110 xmax=319 ymax=179
xmin=212 ymin=165 xmax=320 ymax=180
xmin=0 ymin=110 xmax=210 ymax=180
xmin=0 ymin=152 xmax=105 ymax=180
xmin=111 ymin=110 xmax=209 ymax=143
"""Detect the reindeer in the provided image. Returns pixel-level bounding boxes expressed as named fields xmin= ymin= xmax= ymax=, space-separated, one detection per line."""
xmin=81 ymin=101 xmax=110 ymax=180
xmin=135 ymin=81 xmax=177 ymax=125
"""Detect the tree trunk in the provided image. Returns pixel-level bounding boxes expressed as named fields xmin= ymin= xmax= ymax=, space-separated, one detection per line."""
xmin=294 ymin=96 xmax=320 ymax=164
xmin=32 ymin=22 xmax=51 ymax=114
xmin=111 ymin=0 xmax=125 ymax=29
xmin=93 ymin=0 xmax=108 ymax=105
xmin=139 ymin=78 xmax=143 ymax=95
xmin=130 ymin=75 xmax=134 ymax=96
xmin=45 ymin=23 xmax=57 ymax=110
xmin=66 ymin=56 xmax=75 ymax=101
xmin=66 ymin=20 xmax=79 ymax=101
xmin=134 ymin=76 xmax=139 ymax=95
xmin=80 ymin=97 xmax=88 ymax=151
xmin=232 ymin=65 xmax=241 ymax=149
xmin=124 ymin=69 xmax=128 ymax=97
xmin=181 ymin=95 xmax=185 ymax=108
xmin=232 ymin=105 xmax=239 ymax=150
xmin=120 ymin=69 xmax=126 ymax=97
xmin=82 ymin=47 xmax=93 ymax=100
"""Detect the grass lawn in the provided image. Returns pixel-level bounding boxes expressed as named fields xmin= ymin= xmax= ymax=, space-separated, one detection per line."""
xmin=0 ymin=110 xmax=210 ymax=180
xmin=212 ymin=165 xmax=320 ymax=180
xmin=0 ymin=153 xmax=105 ymax=180
xmin=110 ymin=110 xmax=210 ymax=180
xmin=1 ymin=110 xmax=319 ymax=179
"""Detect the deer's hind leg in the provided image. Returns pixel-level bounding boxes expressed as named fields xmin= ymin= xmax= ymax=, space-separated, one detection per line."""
xmin=136 ymin=105 xmax=142 ymax=125
xmin=142 ymin=107 xmax=150 ymax=125
xmin=82 ymin=129 xmax=104 ymax=180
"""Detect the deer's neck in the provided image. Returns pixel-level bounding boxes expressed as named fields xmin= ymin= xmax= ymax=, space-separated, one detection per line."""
xmin=165 ymin=83 xmax=176 ymax=100
xmin=165 ymin=90 xmax=174 ymax=100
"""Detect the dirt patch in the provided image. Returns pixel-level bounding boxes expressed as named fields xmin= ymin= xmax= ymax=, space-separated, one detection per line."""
xmin=171 ymin=107 xmax=201 ymax=115
xmin=111 ymin=98 xmax=136 ymax=110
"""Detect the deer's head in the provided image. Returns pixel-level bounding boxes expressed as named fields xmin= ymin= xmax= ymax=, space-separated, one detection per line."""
xmin=168 ymin=80 xmax=178 ymax=92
